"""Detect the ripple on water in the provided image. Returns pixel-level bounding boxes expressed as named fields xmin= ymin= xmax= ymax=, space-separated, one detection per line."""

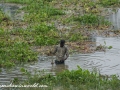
xmin=0 ymin=36 xmax=120 ymax=84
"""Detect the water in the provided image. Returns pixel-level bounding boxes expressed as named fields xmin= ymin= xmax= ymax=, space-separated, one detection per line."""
xmin=108 ymin=8 xmax=120 ymax=30
xmin=0 ymin=3 xmax=24 ymax=21
xmin=0 ymin=3 xmax=120 ymax=86
xmin=1 ymin=36 xmax=120 ymax=85
xmin=25 ymin=36 xmax=120 ymax=77
xmin=0 ymin=66 xmax=27 ymax=85
xmin=67 ymin=37 xmax=120 ymax=76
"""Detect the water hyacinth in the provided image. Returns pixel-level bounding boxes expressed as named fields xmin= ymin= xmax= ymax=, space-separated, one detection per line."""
xmin=17 ymin=66 xmax=120 ymax=90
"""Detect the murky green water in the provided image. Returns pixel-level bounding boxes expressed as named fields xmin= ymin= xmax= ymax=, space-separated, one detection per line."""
xmin=0 ymin=3 xmax=120 ymax=86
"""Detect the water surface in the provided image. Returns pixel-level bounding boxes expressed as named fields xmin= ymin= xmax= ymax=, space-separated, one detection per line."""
xmin=0 ymin=3 xmax=23 ymax=21
xmin=108 ymin=8 xmax=120 ymax=30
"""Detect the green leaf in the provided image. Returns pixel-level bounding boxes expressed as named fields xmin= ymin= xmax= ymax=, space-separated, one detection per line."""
xmin=108 ymin=46 xmax=112 ymax=49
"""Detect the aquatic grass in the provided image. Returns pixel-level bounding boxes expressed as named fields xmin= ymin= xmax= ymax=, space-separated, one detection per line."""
xmin=0 ymin=0 xmax=113 ymax=69
xmin=17 ymin=0 xmax=65 ymax=46
xmin=98 ymin=0 xmax=120 ymax=7
xmin=35 ymin=35 xmax=58 ymax=46
xmin=3 ymin=0 xmax=33 ymax=4
xmin=64 ymin=13 xmax=111 ymax=28
xmin=0 ymin=9 xmax=15 ymax=30
xmin=22 ymin=0 xmax=64 ymax=23
xmin=73 ymin=14 xmax=111 ymax=26
xmin=0 ymin=28 xmax=5 ymax=35
xmin=11 ymin=42 xmax=37 ymax=62
xmin=79 ymin=0 xmax=101 ymax=14
xmin=18 ymin=66 xmax=120 ymax=90
xmin=1 ymin=26 xmax=59 ymax=60
xmin=0 ymin=33 xmax=38 ymax=68
xmin=74 ymin=14 xmax=98 ymax=25
xmin=69 ymin=33 xmax=87 ymax=41
xmin=31 ymin=23 xmax=56 ymax=34
xmin=0 ymin=9 xmax=11 ymax=25
xmin=8 ymin=23 xmax=59 ymax=46
xmin=3 ymin=0 xmax=54 ymax=4
xmin=0 ymin=9 xmax=5 ymax=23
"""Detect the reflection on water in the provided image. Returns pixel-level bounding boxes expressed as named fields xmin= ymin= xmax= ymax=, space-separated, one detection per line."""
xmin=108 ymin=8 xmax=120 ymax=30
xmin=51 ymin=64 xmax=68 ymax=74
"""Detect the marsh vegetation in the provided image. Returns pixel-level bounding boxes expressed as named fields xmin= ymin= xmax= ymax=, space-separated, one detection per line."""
xmin=0 ymin=0 xmax=120 ymax=89
xmin=0 ymin=0 xmax=118 ymax=67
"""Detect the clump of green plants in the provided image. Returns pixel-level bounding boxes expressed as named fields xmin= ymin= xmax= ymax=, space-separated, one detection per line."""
xmin=0 ymin=31 xmax=38 ymax=68
xmin=0 ymin=9 xmax=10 ymax=23
xmin=0 ymin=42 xmax=37 ymax=68
xmin=98 ymin=0 xmax=120 ymax=7
xmin=0 ymin=9 xmax=13 ymax=30
xmin=31 ymin=23 xmax=59 ymax=45
xmin=81 ymin=0 xmax=99 ymax=13
xmin=0 ymin=0 xmax=65 ymax=68
xmin=11 ymin=42 xmax=38 ymax=62
xmin=73 ymin=14 xmax=110 ymax=26
xmin=96 ymin=41 xmax=113 ymax=51
xmin=0 ymin=10 xmax=5 ymax=23
xmin=10 ymin=0 xmax=64 ymax=45
xmin=3 ymin=0 xmax=33 ymax=4
xmin=22 ymin=0 xmax=64 ymax=24
xmin=69 ymin=33 xmax=87 ymax=41
xmin=18 ymin=66 xmax=120 ymax=90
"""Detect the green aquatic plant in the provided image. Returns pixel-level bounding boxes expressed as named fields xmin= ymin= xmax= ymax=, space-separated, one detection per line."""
xmin=0 ymin=10 xmax=5 ymax=23
xmin=35 ymin=35 xmax=58 ymax=46
xmin=74 ymin=14 xmax=98 ymax=25
xmin=69 ymin=33 xmax=86 ymax=41
xmin=0 ymin=0 xmax=114 ymax=69
xmin=0 ymin=28 xmax=5 ymax=35
xmin=98 ymin=0 xmax=120 ymax=7
xmin=11 ymin=42 xmax=38 ymax=62
xmin=22 ymin=0 xmax=64 ymax=23
xmin=73 ymin=14 xmax=110 ymax=26
xmin=28 ymin=23 xmax=59 ymax=46
xmin=18 ymin=66 xmax=120 ymax=90
xmin=96 ymin=41 xmax=113 ymax=51
xmin=81 ymin=0 xmax=100 ymax=14
xmin=108 ymin=46 xmax=112 ymax=49
xmin=3 ymin=0 xmax=33 ymax=4
xmin=0 ymin=9 xmax=10 ymax=24
xmin=0 ymin=39 xmax=38 ymax=68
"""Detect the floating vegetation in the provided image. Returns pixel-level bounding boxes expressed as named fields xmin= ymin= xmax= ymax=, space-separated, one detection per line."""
xmin=81 ymin=0 xmax=100 ymax=14
xmin=0 ymin=0 xmax=118 ymax=68
xmin=96 ymin=41 xmax=113 ymax=51
xmin=0 ymin=9 xmax=10 ymax=25
xmin=0 ymin=40 xmax=38 ymax=68
xmin=0 ymin=1 xmax=119 ymax=89
xmin=3 ymin=0 xmax=33 ymax=4
xmin=17 ymin=66 xmax=120 ymax=90
xmin=69 ymin=33 xmax=87 ymax=41
xmin=22 ymin=0 xmax=65 ymax=24
xmin=73 ymin=14 xmax=111 ymax=26
xmin=98 ymin=0 xmax=120 ymax=7
xmin=0 ymin=0 xmax=64 ymax=68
